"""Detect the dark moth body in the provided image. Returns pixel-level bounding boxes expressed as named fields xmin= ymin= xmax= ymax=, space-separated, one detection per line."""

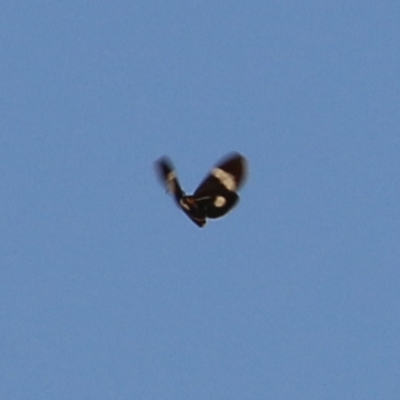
xmin=155 ymin=153 xmax=247 ymax=227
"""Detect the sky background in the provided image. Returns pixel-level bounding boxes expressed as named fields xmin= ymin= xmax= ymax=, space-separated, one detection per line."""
xmin=1 ymin=1 xmax=400 ymax=399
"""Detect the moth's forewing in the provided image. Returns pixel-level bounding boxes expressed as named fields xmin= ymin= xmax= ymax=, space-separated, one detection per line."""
xmin=194 ymin=153 xmax=247 ymax=198
xmin=155 ymin=156 xmax=184 ymax=200
xmin=215 ymin=152 xmax=247 ymax=190
xmin=192 ymin=153 xmax=246 ymax=220
xmin=155 ymin=156 xmax=173 ymax=178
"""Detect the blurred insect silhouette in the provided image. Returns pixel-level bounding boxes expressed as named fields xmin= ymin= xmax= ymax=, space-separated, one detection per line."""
xmin=155 ymin=152 xmax=247 ymax=227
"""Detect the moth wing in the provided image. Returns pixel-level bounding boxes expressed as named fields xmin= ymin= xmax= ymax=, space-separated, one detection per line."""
xmin=195 ymin=190 xmax=239 ymax=219
xmin=193 ymin=152 xmax=247 ymax=197
xmin=154 ymin=156 xmax=184 ymax=199
xmin=184 ymin=211 xmax=207 ymax=227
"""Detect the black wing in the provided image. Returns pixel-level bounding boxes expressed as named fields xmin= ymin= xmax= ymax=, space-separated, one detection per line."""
xmin=193 ymin=152 xmax=247 ymax=219
xmin=154 ymin=156 xmax=184 ymax=202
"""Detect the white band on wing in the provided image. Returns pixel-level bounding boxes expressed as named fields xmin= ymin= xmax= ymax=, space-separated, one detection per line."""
xmin=166 ymin=171 xmax=177 ymax=193
xmin=212 ymin=168 xmax=237 ymax=191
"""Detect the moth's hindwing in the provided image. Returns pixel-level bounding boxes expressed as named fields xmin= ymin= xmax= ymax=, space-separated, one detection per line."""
xmin=179 ymin=196 xmax=207 ymax=227
xmin=194 ymin=190 xmax=239 ymax=219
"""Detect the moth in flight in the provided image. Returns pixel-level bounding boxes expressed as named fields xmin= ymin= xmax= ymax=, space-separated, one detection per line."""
xmin=155 ymin=152 xmax=247 ymax=227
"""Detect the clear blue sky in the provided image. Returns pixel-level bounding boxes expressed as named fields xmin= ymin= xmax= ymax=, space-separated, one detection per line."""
xmin=1 ymin=1 xmax=399 ymax=399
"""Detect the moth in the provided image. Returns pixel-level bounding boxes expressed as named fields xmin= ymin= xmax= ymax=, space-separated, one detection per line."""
xmin=155 ymin=152 xmax=247 ymax=227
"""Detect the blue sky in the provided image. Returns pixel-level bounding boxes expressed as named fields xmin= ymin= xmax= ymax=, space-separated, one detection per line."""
xmin=1 ymin=1 xmax=400 ymax=399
